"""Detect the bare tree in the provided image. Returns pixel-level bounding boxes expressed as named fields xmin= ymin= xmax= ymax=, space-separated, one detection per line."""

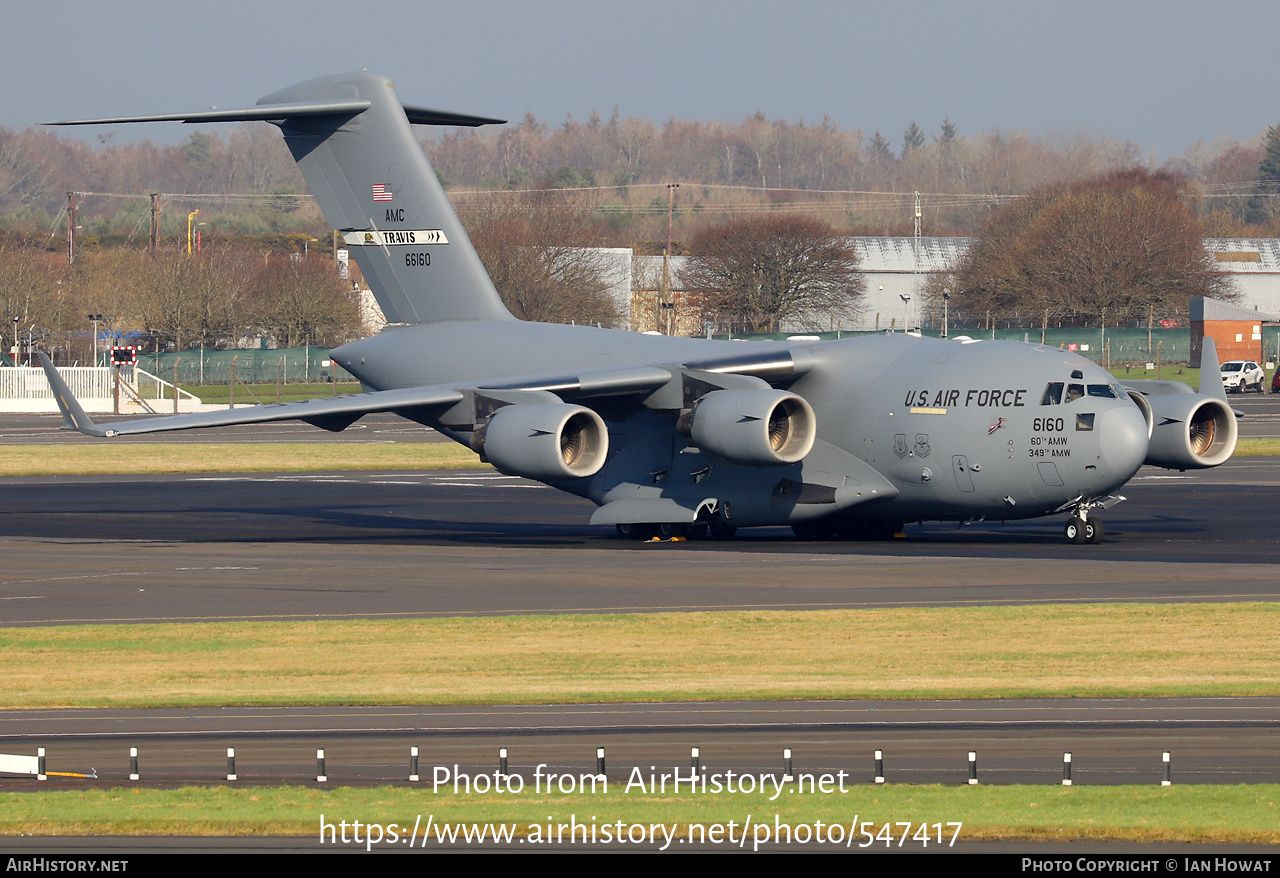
xmin=253 ymin=254 xmax=360 ymax=348
xmin=935 ymin=169 xmax=1231 ymax=328
xmin=680 ymin=215 xmax=863 ymax=333
xmin=462 ymin=191 xmax=620 ymax=327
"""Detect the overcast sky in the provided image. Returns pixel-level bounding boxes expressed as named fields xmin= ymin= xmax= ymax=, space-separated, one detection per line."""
xmin=12 ymin=0 xmax=1279 ymax=163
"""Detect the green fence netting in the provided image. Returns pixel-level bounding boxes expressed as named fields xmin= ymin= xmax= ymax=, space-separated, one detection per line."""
xmin=136 ymin=346 xmax=352 ymax=384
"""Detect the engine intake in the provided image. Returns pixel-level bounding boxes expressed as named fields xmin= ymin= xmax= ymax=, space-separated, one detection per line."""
xmin=678 ymin=389 xmax=816 ymax=467
xmin=474 ymin=403 xmax=609 ymax=481
xmin=1144 ymin=395 xmax=1237 ymax=469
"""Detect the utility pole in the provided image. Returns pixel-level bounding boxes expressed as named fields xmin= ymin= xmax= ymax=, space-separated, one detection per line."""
xmin=66 ymin=192 xmax=78 ymax=265
xmin=149 ymin=194 xmax=161 ymax=258
xmin=662 ymin=182 xmax=679 ymax=335
xmin=911 ymin=190 xmax=921 ymax=331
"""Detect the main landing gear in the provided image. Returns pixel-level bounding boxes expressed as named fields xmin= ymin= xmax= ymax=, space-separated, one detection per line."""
xmin=1063 ymin=513 xmax=1104 ymax=544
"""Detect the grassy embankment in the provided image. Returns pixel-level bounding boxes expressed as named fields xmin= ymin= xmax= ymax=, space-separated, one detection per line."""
xmin=4 ymin=603 xmax=1279 ymax=709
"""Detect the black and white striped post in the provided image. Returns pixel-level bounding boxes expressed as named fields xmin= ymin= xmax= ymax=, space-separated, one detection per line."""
xmin=129 ymin=747 xmax=139 ymax=781
xmin=227 ymin=748 xmax=236 ymax=781
xmin=691 ymin=747 xmax=700 ymax=777
xmin=1062 ymin=752 xmax=1072 ymax=786
xmin=874 ymin=749 xmax=884 ymax=785
xmin=782 ymin=748 xmax=794 ymax=783
xmin=499 ymin=748 xmax=508 ymax=776
xmin=967 ymin=751 xmax=978 ymax=785
xmin=596 ymin=747 xmax=606 ymax=780
xmin=316 ymin=749 xmax=327 ymax=783
xmin=409 ymin=746 xmax=419 ymax=783
xmin=1162 ymin=751 xmax=1171 ymax=786
xmin=37 ymin=748 xmax=46 ymax=781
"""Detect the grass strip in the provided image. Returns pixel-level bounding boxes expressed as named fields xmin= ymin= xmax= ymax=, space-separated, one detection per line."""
xmin=1236 ymin=437 xmax=1280 ymax=456
xmin=175 ymin=383 xmax=363 ymax=404
xmin=2 ymin=784 xmax=1277 ymax=844
xmin=4 ymin=604 xmax=1280 ymax=709
xmin=0 ymin=442 xmax=482 ymax=475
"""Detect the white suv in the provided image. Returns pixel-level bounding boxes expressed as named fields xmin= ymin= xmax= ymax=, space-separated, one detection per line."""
xmin=1221 ymin=360 xmax=1265 ymax=393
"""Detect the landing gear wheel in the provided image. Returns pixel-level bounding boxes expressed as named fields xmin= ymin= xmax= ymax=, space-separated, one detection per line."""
xmin=1064 ymin=516 xmax=1086 ymax=544
xmin=1084 ymin=518 xmax=1105 ymax=544
xmin=654 ymin=522 xmax=685 ymax=539
xmin=616 ymin=523 xmax=653 ymax=540
xmin=708 ymin=522 xmax=737 ymax=541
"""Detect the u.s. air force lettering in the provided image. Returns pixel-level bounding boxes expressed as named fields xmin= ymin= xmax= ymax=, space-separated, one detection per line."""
xmin=342 ymin=229 xmax=449 ymax=247
xmin=902 ymin=388 xmax=1028 ymax=408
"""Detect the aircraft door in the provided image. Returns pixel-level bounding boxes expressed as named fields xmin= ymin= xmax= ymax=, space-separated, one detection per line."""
xmin=952 ymin=455 xmax=975 ymax=493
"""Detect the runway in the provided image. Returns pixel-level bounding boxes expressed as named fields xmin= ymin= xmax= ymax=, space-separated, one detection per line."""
xmin=1 ymin=458 xmax=1279 ymax=625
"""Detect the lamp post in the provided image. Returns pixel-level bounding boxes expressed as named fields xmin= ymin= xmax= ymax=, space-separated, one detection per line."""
xmin=88 ymin=313 xmax=103 ymax=366
xmin=942 ymin=292 xmax=949 ymax=339
xmin=900 ymin=293 xmax=912 ymax=333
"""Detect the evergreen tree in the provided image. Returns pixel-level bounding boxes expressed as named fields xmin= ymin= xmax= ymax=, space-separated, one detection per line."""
xmin=937 ymin=117 xmax=958 ymax=145
xmin=1246 ymin=124 xmax=1280 ymax=225
xmin=901 ymin=122 xmax=925 ymax=157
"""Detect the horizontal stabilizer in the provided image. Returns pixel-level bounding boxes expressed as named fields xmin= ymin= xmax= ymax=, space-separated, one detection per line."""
xmin=46 ymin=101 xmax=503 ymax=128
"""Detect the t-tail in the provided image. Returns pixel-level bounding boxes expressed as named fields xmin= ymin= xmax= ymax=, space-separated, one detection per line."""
xmin=49 ymin=71 xmax=514 ymax=326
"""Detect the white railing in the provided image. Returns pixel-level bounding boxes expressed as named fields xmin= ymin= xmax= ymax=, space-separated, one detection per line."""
xmin=0 ymin=366 xmax=114 ymax=400
xmin=133 ymin=368 xmax=202 ymax=410
xmin=0 ymin=365 xmax=209 ymax=413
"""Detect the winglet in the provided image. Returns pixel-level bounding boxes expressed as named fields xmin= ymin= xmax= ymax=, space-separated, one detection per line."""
xmin=37 ymin=353 xmax=108 ymax=437
xmin=1199 ymin=336 xmax=1229 ymax=403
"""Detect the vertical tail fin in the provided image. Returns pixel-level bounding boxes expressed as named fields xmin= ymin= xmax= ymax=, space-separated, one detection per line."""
xmin=260 ymin=72 xmax=513 ymax=325
xmin=48 ymin=71 xmax=514 ymax=326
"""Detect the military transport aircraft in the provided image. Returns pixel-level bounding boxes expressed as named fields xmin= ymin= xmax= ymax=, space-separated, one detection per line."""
xmin=40 ymin=71 xmax=1238 ymax=544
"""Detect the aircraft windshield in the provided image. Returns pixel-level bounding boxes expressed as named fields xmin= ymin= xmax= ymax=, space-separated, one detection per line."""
xmin=1040 ymin=382 xmax=1064 ymax=405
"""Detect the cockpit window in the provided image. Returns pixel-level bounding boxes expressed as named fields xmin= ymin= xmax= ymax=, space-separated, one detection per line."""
xmin=1065 ymin=383 xmax=1084 ymax=402
xmin=1087 ymin=384 xmax=1117 ymax=399
xmin=1040 ymin=382 xmax=1064 ymax=405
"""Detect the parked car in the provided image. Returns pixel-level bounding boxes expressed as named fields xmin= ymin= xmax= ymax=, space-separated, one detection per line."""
xmin=1221 ymin=360 xmax=1265 ymax=393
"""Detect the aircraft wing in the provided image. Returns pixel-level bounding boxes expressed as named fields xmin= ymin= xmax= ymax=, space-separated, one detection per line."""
xmin=38 ymin=353 xmax=464 ymax=438
xmin=38 ymin=354 xmax=685 ymax=439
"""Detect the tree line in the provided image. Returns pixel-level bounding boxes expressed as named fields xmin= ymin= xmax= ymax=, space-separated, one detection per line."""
xmin=2 ymin=245 xmax=360 ymax=366
xmin=4 ymin=112 xmax=1280 ymax=246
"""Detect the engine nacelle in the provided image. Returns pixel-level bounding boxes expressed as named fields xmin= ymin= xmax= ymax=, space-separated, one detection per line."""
xmin=1144 ymin=394 xmax=1237 ymax=469
xmin=678 ymin=389 xmax=816 ymax=467
xmin=475 ymin=403 xmax=609 ymax=481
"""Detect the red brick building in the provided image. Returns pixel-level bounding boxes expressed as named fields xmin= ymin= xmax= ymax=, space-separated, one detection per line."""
xmin=1190 ymin=297 xmax=1280 ymax=367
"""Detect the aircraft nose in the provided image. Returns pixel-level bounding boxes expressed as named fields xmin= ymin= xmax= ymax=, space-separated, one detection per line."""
xmin=1098 ymin=402 xmax=1150 ymax=481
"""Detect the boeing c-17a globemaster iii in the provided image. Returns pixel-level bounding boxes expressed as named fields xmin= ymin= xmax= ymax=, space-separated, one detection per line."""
xmin=39 ymin=71 xmax=1238 ymax=544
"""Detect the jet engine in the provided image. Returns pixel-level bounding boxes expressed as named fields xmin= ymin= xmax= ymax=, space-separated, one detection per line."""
xmin=677 ymin=389 xmax=816 ymax=466
xmin=474 ymin=403 xmax=609 ymax=481
xmin=1144 ymin=394 xmax=1237 ymax=469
